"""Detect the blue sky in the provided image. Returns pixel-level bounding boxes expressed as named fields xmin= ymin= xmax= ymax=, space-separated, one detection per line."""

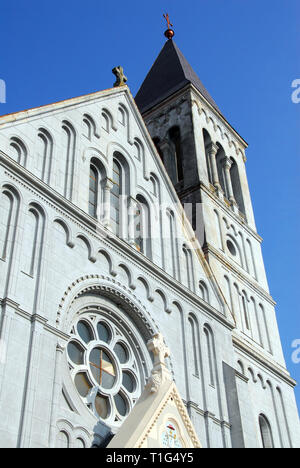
xmin=1 ymin=1 xmax=299 ymax=409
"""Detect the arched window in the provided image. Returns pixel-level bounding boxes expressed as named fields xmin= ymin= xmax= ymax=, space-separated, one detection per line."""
xmin=203 ymin=129 xmax=213 ymax=184
xmin=110 ymin=153 xmax=130 ymax=238
xmin=169 ymin=126 xmax=184 ymax=183
xmin=111 ymin=160 xmax=122 ymax=236
xmin=230 ymin=158 xmax=246 ymax=216
xmin=88 ymin=158 xmax=106 ymax=219
xmin=134 ymin=195 xmax=152 ymax=259
xmin=89 ymin=166 xmax=98 ymax=218
xmin=216 ymin=144 xmax=226 ymax=195
xmin=259 ymin=415 xmax=274 ymax=448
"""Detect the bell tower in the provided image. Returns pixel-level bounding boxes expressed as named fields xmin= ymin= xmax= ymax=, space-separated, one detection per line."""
xmin=135 ymin=30 xmax=286 ymax=367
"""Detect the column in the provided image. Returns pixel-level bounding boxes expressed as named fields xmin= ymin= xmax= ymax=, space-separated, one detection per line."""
xmin=222 ymin=157 xmax=238 ymax=213
xmin=207 ymin=142 xmax=223 ymax=198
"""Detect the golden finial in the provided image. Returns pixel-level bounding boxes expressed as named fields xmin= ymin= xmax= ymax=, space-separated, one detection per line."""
xmin=163 ymin=13 xmax=175 ymax=40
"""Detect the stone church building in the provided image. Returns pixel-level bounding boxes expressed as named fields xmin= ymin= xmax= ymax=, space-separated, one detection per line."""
xmin=0 ymin=33 xmax=299 ymax=448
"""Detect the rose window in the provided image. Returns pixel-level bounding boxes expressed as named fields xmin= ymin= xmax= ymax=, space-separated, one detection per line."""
xmin=67 ymin=314 xmax=143 ymax=426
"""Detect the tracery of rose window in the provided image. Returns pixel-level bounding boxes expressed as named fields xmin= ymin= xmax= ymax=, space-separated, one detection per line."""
xmin=67 ymin=313 xmax=143 ymax=426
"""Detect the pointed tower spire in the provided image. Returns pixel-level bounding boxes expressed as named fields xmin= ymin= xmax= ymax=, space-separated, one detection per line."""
xmin=135 ymin=39 xmax=220 ymax=115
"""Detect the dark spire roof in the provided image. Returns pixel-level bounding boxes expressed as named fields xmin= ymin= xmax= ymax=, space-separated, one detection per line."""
xmin=135 ymin=39 xmax=220 ymax=114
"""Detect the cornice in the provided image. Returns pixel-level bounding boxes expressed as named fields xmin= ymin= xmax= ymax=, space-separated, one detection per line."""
xmin=0 ymin=86 xmax=123 ymax=126
xmin=232 ymin=334 xmax=296 ymax=388
xmin=206 ymin=243 xmax=276 ymax=307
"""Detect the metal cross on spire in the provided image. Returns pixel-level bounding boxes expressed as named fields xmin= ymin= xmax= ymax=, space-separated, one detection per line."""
xmin=163 ymin=13 xmax=175 ymax=40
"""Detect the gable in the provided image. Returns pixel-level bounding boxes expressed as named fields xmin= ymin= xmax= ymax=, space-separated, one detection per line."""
xmin=0 ymin=86 xmax=229 ymax=315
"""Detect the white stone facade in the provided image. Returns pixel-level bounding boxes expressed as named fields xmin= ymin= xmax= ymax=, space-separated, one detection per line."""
xmin=0 ymin=84 xmax=299 ymax=448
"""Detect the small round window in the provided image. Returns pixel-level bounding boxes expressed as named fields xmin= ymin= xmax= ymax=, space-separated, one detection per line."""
xmin=67 ymin=314 xmax=144 ymax=427
xmin=227 ymin=239 xmax=237 ymax=257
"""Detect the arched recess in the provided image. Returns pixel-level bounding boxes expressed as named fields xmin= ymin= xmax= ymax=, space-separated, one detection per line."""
xmin=37 ymin=128 xmax=53 ymax=184
xmin=119 ymin=263 xmax=136 ymax=290
xmin=266 ymin=380 xmax=283 ymax=448
xmin=276 ymin=387 xmax=292 ymax=448
xmin=22 ymin=202 xmax=46 ymax=278
xmin=203 ymin=325 xmax=215 ymax=387
xmin=241 ymin=290 xmax=251 ymax=333
xmin=62 ymin=120 xmax=76 ymax=201
xmin=188 ymin=315 xmax=200 ymax=378
xmin=118 ymin=103 xmax=132 ymax=144
xmin=259 ymin=414 xmax=274 ymax=448
xmin=76 ymin=234 xmax=96 ymax=263
xmin=249 ymin=297 xmax=263 ymax=347
xmin=246 ymin=239 xmax=257 ymax=280
xmin=53 ymin=219 xmax=75 ymax=248
xmin=166 ymin=209 xmax=180 ymax=281
xmin=133 ymin=138 xmax=149 ymax=180
xmin=83 ymin=114 xmax=99 ymax=140
xmin=0 ymin=185 xmax=21 ymax=297
xmin=0 ymin=188 xmax=17 ymax=261
xmin=155 ymin=289 xmax=172 ymax=314
xmin=102 ymin=108 xmax=116 ymax=133
xmin=137 ymin=276 xmax=154 ymax=302
xmin=237 ymin=360 xmax=245 ymax=375
xmin=199 ymin=280 xmax=209 ymax=303
xmin=10 ymin=137 xmax=28 ymax=167
xmin=98 ymin=249 xmax=117 ymax=277
xmin=259 ymin=303 xmax=272 ymax=354
xmin=56 ymin=430 xmax=70 ymax=449
xmin=182 ymin=245 xmax=195 ymax=292
xmin=150 ymin=172 xmax=164 ymax=269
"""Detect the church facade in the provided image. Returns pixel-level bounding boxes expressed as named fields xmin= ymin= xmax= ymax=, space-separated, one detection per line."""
xmin=0 ymin=36 xmax=299 ymax=448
